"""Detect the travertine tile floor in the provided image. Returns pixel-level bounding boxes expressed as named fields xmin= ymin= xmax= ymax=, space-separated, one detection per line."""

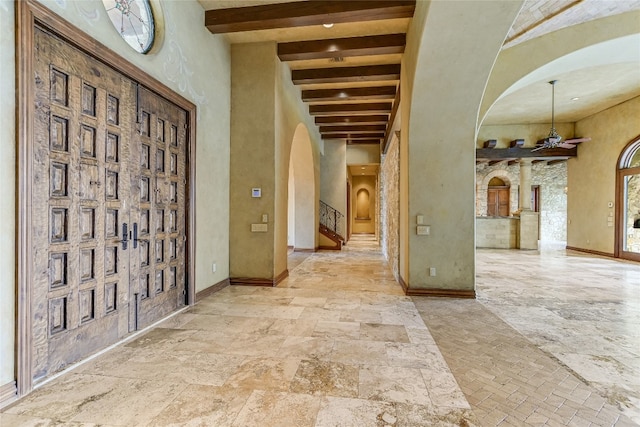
xmin=1 ymin=237 xmax=638 ymax=426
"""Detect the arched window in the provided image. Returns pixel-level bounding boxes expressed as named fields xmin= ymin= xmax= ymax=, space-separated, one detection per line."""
xmin=617 ymin=137 xmax=640 ymax=261
xmin=487 ymin=177 xmax=510 ymax=217
xmin=356 ymin=188 xmax=370 ymax=219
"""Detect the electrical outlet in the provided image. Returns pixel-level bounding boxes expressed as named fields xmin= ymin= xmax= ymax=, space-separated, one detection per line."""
xmin=429 ymin=267 xmax=436 ymax=276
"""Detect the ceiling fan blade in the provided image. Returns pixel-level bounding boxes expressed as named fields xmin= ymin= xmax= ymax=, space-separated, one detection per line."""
xmin=531 ymin=146 xmax=545 ymax=152
xmin=558 ymin=143 xmax=576 ymax=149
xmin=563 ymin=137 xmax=591 ymax=144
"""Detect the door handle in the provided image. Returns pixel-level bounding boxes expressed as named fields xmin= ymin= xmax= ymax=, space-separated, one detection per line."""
xmin=133 ymin=222 xmax=138 ymax=249
xmin=121 ymin=222 xmax=128 ymax=250
xmin=132 ymin=223 xmax=150 ymax=245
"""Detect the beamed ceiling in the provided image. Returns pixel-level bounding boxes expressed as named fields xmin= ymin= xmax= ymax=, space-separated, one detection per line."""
xmin=200 ymin=0 xmax=640 ymax=153
xmin=203 ymin=0 xmax=413 ymax=148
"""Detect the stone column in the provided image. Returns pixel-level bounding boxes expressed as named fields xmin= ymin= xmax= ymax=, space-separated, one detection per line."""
xmin=518 ymin=159 xmax=539 ymax=249
xmin=519 ymin=159 xmax=532 ymax=211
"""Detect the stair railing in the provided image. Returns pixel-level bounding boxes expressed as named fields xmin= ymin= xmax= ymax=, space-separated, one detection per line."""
xmin=320 ymin=200 xmax=344 ymax=240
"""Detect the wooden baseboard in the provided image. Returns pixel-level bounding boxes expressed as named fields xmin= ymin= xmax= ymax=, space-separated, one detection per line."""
xmin=275 ymin=269 xmax=289 ymax=285
xmin=0 ymin=381 xmax=17 ymax=410
xmin=318 ymin=245 xmax=341 ymax=251
xmin=398 ymin=275 xmax=474 ymax=298
xmin=196 ymin=278 xmax=230 ymax=301
xmin=406 ymin=287 xmax=476 ymax=298
xmin=399 ymin=275 xmax=408 ymax=293
xmin=231 ymin=269 xmax=289 ymax=287
xmin=565 ymin=246 xmax=614 ymax=258
xmin=293 ymin=248 xmax=316 ymax=253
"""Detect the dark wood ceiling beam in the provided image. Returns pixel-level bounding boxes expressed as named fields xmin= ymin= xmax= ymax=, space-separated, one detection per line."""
xmin=476 ymin=147 xmax=576 ymax=160
xmin=292 ymin=64 xmax=400 ymax=85
xmin=320 ymin=124 xmax=386 ymax=133
xmin=278 ymin=34 xmax=406 ymax=61
xmin=321 ymin=132 xmax=385 ymax=140
xmin=484 ymin=139 xmax=497 ymax=149
xmin=348 ymin=139 xmax=381 ymax=145
xmin=547 ymin=159 xmax=567 ymax=165
xmin=303 ymin=86 xmax=396 ymax=102
xmin=310 ymin=102 xmax=393 ymax=115
xmin=205 ymin=1 xmax=416 ymax=33
xmin=315 ymin=115 xmax=389 ymax=125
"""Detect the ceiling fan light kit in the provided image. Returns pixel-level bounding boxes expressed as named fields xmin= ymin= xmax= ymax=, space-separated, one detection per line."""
xmin=532 ymin=80 xmax=591 ymax=152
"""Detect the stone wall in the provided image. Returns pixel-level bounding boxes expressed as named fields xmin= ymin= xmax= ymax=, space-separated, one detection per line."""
xmin=476 ymin=217 xmax=519 ymax=248
xmin=380 ymin=137 xmax=400 ymax=280
xmin=476 ymin=161 xmax=567 ymax=242
xmin=532 ymin=162 xmax=567 ymax=242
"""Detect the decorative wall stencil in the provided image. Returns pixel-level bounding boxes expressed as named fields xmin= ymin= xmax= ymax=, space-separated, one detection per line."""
xmin=75 ymin=1 xmax=100 ymax=23
xmin=163 ymin=40 xmax=207 ymax=107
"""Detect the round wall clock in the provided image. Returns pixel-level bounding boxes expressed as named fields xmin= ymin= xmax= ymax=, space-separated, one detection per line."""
xmin=102 ymin=0 xmax=155 ymax=54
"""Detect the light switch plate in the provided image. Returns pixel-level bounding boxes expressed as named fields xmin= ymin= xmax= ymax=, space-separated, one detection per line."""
xmin=251 ymin=223 xmax=268 ymax=232
xmin=417 ymin=215 xmax=424 ymax=225
xmin=262 ymin=214 xmax=268 ymax=223
xmin=417 ymin=225 xmax=430 ymax=235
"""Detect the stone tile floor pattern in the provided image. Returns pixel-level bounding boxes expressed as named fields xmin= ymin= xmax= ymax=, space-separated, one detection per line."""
xmin=1 ymin=237 xmax=638 ymax=426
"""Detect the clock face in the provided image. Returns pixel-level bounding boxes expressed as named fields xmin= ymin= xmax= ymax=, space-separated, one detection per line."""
xmin=102 ymin=0 xmax=155 ymax=54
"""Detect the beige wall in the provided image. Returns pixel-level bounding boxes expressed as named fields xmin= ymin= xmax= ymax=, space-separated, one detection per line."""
xmin=320 ymin=140 xmax=347 ymax=236
xmin=402 ymin=0 xmax=523 ymax=292
xmin=275 ymin=56 xmax=322 ymax=272
xmin=230 ymin=42 xmax=321 ymax=279
xmin=289 ymin=125 xmax=316 ymax=251
xmin=478 ymin=123 xmax=575 ymax=149
xmin=230 ymin=43 xmax=277 ymax=279
xmin=346 ymin=144 xmax=380 ymax=165
xmin=2 ymin=0 xmax=232 ymax=396
xmin=568 ymin=96 xmax=640 ymax=254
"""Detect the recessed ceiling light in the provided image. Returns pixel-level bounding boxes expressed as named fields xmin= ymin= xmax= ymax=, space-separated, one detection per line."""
xmin=571 ymin=97 xmax=580 ymax=101
xmin=323 ymin=23 xmax=334 ymax=28
xmin=361 ymin=167 xmax=365 ymax=170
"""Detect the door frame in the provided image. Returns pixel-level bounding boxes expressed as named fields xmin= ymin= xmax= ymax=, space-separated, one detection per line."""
xmin=615 ymin=135 xmax=640 ymax=262
xmin=16 ymin=0 xmax=196 ymax=397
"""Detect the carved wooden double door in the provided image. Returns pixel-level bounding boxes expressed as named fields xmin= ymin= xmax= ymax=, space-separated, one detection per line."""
xmin=31 ymin=27 xmax=188 ymax=382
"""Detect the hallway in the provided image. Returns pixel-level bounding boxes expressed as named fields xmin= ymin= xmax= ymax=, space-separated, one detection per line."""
xmin=1 ymin=240 xmax=638 ymax=426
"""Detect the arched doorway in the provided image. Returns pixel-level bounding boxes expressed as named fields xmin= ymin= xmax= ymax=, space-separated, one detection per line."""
xmin=487 ymin=177 xmax=510 ymax=217
xmin=288 ymin=124 xmax=316 ymax=253
xmin=616 ymin=136 xmax=640 ymax=262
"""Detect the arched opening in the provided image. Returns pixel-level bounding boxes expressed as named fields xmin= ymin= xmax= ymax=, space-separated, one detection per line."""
xmin=616 ymin=136 xmax=640 ymax=261
xmin=356 ymin=188 xmax=370 ymax=219
xmin=487 ymin=177 xmax=510 ymax=217
xmin=288 ymin=124 xmax=316 ymax=254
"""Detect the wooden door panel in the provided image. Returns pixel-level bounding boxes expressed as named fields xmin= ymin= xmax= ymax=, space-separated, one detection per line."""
xmin=132 ymin=87 xmax=187 ymax=329
xmin=32 ymin=28 xmax=134 ymax=381
xmin=487 ymin=190 xmax=498 ymax=217
xmin=498 ymin=188 xmax=510 ymax=216
xmin=488 ymin=187 xmax=510 ymax=217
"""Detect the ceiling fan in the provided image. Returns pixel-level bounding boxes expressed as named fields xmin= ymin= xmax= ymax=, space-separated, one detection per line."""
xmin=532 ymin=80 xmax=591 ymax=152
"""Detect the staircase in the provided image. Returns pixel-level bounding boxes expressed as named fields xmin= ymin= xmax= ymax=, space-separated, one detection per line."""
xmin=319 ymin=200 xmax=345 ymax=250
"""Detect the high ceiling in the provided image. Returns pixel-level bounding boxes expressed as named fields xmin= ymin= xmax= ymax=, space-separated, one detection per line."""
xmin=199 ymin=0 xmax=640 ymax=143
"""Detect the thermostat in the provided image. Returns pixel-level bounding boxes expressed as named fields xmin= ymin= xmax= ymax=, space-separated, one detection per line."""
xmin=252 ymin=188 xmax=262 ymax=198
